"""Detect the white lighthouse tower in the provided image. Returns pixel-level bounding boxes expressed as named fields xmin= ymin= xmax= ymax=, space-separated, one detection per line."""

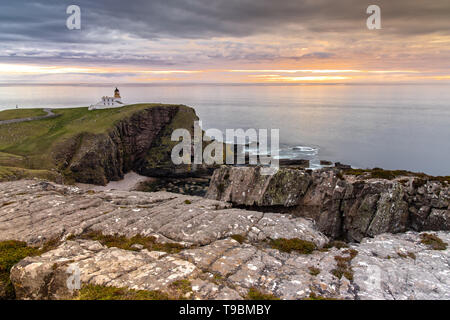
xmin=89 ymin=87 xmax=125 ymax=110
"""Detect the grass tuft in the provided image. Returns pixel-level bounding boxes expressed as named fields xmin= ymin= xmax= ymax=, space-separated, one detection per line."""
xmin=269 ymin=238 xmax=316 ymax=254
xmin=308 ymin=266 xmax=321 ymax=276
xmin=230 ymin=234 xmax=246 ymax=244
xmin=246 ymin=287 xmax=279 ymax=300
xmin=420 ymin=233 xmax=448 ymax=250
xmin=330 ymin=249 xmax=358 ymax=281
xmin=76 ymin=284 xmax=169 ymax=300
xmin=76 ymin=231 xmax=185 ymax=254
xmin=0 ymin=238 xmax=60 ymax=299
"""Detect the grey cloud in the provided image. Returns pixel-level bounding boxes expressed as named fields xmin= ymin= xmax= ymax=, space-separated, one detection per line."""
xmin=0 ymin=0 xmax=449 ymax=68
xmin=1 ymin=0 xmax=449 ymax=43
xmin=299 ymin=52 xmax=335 ymax=59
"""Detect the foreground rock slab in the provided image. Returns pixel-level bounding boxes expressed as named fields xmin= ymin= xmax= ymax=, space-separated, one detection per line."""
xmin=10 ymin=232 xmax=450 ymax=300
xmin=0 ymin=180 xmax=326 ymax=247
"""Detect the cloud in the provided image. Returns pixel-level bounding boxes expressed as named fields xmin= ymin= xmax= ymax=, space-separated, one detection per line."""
xmin=2 ymin=0 xmax=450 ymax=44
xmin=0 ymin=0 xmax=449 ymax=82
xmin=299 ymin=52 xmax=335 ymax=59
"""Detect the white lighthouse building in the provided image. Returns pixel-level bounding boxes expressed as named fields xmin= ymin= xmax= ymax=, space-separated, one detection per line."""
xmin=89 ymin=88 xmax=125 ymax=110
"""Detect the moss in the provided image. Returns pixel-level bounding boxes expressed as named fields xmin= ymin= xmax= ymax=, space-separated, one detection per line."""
xmin=407 ymin=252 xmax=417 ymax=260
xmin=343 ymin=167 xmax=450 ymax=184
xmin=308 ymin=266 xmax=321 ymax=276
xmin=213 ymin=273 xmax=224 ymax=281
xmin=77 ymin=231 xmax=185 ymax=254
xmin=0 ymin=237 xmax=61 ymax=300
xmin=330 ymin=249 xmax=358 ymax=281
xmin=305 ymin=292 xmax=338 ymax=300
xmin=324 ymin=240 xmax=348 ymax=249
xmin=246 ymin=288 xmax=279 ymax=300
xmin=269 ymin=238 xmax=316 ymax=254
xmin=169 ymin=279 xmax=192 ymax=298
xmin=398 ymin=251 xmax=416 ymax=260
xmin=184 ymin=199 xmax=192 ymax=205
xmin=420 ymin=233 xmax=448 ymax=250
xmin=230 ymin=234 xmax=246 ymax=244
xmin=76 ymin=284 xmax=169 ymax=300
xmin=0 ymin=241 xmax=40 ymax=299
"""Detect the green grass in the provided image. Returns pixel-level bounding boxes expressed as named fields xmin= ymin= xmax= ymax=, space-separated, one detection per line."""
xmin=0 ymin=165 xmax=60 ymax=183
xmin=0 ymin=241 xmax=40 ymax=299
xmin=75 ymin=231 xmax=185 ymax=254
xmin=305 ymin=292 xmax=338 ymax=300
xmin=0 ymin=239 xmax=60 ymax=299
xmin=0 ymin=104 xmax=194 ymax=181
xmin=0 ymin=109 xmax=46 ymax=121
xmin=246 ymin=288 xmax=279 ymax=300
xmin=269 ymin=238 xmax=317 ymax=254
xmin=76 ymin=284 xmax=169 ymax=300
xmin=169 ymin=279 xmax=193 ymax=298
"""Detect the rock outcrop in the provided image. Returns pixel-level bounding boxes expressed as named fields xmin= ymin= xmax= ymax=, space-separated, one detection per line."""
xmin=1 ymin=180 xmax=449 ymax=300
xmin=206 ymin=166 xmax=450 ymax=241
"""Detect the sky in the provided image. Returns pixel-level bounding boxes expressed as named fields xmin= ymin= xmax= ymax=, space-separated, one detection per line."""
xmin=1 ymin=0 xmax=450 ymax=84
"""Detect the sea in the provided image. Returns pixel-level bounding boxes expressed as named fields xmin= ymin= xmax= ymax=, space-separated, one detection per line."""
xmin=0 ymin=84 xmax=449 ymax=176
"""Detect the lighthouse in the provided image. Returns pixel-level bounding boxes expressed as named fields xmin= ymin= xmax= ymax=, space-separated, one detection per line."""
xmin=114 ymin=87 xmax=121 ymax=99
xmin=89 ymin=87 xmax=125 ymax=110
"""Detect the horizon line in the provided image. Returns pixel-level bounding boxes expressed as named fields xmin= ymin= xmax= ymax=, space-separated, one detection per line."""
xmin=1 ymin=82 xmax=449 ymax=87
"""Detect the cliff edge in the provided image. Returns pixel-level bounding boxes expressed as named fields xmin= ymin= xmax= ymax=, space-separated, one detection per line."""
xmin=0 ymin=104 xmax=198 ymax=185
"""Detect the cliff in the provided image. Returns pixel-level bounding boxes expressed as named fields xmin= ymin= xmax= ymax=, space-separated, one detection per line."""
xmin=206 ymin=166 xmax=450 ymax=242
xmin=0 ymin=104 xmax=199 ymax=185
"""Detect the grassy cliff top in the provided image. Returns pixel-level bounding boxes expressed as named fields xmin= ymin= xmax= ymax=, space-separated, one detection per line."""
xmin=0 ymin=103 xmax=192 ymax=178
xmin=0 ymin=109 xmax=47 ymax=121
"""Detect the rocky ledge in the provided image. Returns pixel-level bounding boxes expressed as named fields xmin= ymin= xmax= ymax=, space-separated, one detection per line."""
xmin=1 ymin=180 xmax=449 ymax=300
xmin=206 ymin=166 xmax=450 ymax=242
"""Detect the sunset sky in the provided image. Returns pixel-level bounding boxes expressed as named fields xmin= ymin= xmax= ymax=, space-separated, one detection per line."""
xmin=1 ymin=0 xmax=450 ymax=84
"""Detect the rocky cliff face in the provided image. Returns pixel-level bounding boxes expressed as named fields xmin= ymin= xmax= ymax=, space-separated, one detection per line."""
xmin=1 ymin=180 xmax=449 ymax=300
xmin=58 ymin=106 xmax=198 ymax=185
xmin=206 ymin=166 xmax=450 ymax=242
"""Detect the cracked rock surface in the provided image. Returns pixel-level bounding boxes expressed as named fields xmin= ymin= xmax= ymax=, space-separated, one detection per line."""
xmin=1 ymin=180 xmax=450 ymax=300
